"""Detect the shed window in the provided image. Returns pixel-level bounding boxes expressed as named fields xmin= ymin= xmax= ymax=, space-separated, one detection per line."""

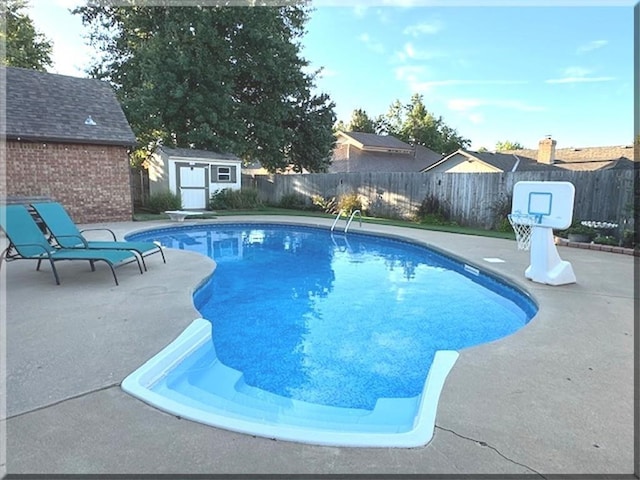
xmin=212 ymin=165 xmax=236 ymax=183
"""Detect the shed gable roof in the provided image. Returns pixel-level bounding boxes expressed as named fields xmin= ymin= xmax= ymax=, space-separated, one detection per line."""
xmin=158 ymin=146 xmax=241 ymax=162
xmin=6 ymin=67 xmax=136 ymax=146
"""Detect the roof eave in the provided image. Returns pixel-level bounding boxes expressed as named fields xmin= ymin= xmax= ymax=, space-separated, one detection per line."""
xmin=7 ymin=134 xmax=137 ymax=148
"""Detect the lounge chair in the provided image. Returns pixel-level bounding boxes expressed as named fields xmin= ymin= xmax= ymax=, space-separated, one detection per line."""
xmin=31 ymin=202 xmax=166 ymax=271
xmin=0 ymin=205 xmax=143 ymax=285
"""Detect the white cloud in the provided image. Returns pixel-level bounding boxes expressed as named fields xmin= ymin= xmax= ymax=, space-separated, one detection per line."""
xmin=394 ymin=65 xmax=428 ymax=81
xmin=577 ymin=39 xmax=608 ymax=54
xmin=468 ymin=113 xmax=484 ymax=124
xmin=353 ymin=5 xmax=368 ymax=17
xmin=545 ymin=66 xmax=615 ymax=84
xmin=546 ymin=76 xmax=616 ymax=84
xmin=358 ymin=33 xmax=385 ymax=54
xmin=397 ymin=42 xmax=443 ymax=61
xmin=447 ymin=98 xmax=545 ymax=113
xmin=406 ymin=79 xmax=527 ymax=93
xmin=403 ymin=21 xmax=442 ymax=36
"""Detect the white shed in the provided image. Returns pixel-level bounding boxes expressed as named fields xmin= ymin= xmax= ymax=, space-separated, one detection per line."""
xmin=148 ymin=146 xmax=242 ymax=209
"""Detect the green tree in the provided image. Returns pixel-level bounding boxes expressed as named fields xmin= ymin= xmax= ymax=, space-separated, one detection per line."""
xmin=75 ymin=4 xmax=335 ymax=173
xmin=347 ymin=108 xmax=376 ymax=133
xmin=2 ymin=0 xmax=53 ymax=70
xmin=495 ymin=140 xmax=524 ymax=151
xmin=379 ymin=94 xmax=470 ymax=154
xmin=477 ymin=146 xmax=489 ymax=152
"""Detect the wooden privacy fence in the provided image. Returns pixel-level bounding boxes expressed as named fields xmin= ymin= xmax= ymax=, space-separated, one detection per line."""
xmin=130 ymin=168 xmax=150 ymax=208
xmin=243 ymin=170 xmax=636 ymax=229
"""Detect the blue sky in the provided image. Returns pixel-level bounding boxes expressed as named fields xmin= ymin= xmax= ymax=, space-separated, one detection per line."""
xmin=29 ymin=1 xmax=636 ymax=151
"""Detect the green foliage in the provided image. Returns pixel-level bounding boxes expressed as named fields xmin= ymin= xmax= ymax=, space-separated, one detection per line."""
xmin=3 ymin=0 xmax=53 ymax=70
xmin=279 ymin=193 xmax=309 ymax=210
xmin=414 ymin=194 xmax=452 ymax=225
xmin=556 ymin=221 xmax=597 ymax=239
xmin=147 ymin=191 xmax=182 ymax=213
xmin=495 ymin=140 xmax=524 ymax=151
xmin=376 ymin=94 xmax=470 ymax=154
xmin=593 ymin=235 xmax=618 ymax=246
xmin=490 ymin=194 xmax=513 ymax=232
xmin=209 ymin=188 xmax=262 ymax=210
xmin=75 ymin=4 xmax=336 ymax=174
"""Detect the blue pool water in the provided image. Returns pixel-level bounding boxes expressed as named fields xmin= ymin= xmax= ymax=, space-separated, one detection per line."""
xmin=124 ymin=223 xmax=537 ymax=446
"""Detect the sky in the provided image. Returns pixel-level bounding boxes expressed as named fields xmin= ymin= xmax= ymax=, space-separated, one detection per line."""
xmin=27 ymin=1 xmax=637 ymax=151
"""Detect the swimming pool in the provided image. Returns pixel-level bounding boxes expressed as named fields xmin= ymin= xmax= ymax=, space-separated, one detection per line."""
xmin=122 ymin=222 xmax=537 ymax=447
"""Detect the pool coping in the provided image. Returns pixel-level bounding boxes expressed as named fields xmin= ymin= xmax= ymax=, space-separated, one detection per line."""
xmin=5 ymin=215 xmax=635 ymax=475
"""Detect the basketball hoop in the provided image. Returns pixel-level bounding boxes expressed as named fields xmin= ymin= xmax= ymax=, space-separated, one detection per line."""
xmin=507 ymin=214 xmax=539 ymax=251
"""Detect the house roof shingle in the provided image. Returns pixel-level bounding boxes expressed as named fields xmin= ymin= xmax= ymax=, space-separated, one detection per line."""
xmin=6 ymin=67 xmax=137 ymax=146
xmin=337 ymin=131 xmax=413 ymax=152
xmin=423 ymin=149 xmax=558 ymax=172
xmin=329 ymin=143 xmax=442 ymax=173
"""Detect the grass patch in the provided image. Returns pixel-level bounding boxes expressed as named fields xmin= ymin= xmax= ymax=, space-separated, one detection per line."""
xmin=132 ymin=208 xmax=516 ymax=240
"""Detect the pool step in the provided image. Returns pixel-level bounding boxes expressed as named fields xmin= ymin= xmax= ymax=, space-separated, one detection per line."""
xmin=156 ymin=360 xmax=419 ymax=432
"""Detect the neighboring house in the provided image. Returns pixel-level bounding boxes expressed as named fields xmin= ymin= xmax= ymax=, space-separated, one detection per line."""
xmin=502 ymin=137 xmax=636 ymax=171
xmin=423 ymin=148 xmax=557 ymax=173
xmin=329 ymin=131 xmax=442 ymax=173
xmin=423 ymin=136 xmax=636 ymax=173
xmin=5 ymin=67 xmax=137 ymax=223
xmin=148 ymin=146 xmax=242 ymax=209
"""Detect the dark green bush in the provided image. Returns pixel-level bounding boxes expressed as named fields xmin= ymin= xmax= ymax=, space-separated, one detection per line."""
xmin=209 ymin=188 xmax=262 ymax=210
xmin=147 ymin=191 xmax=182 ymax=213
xmin=415 ymin=194 xmax=451 ymax=225
xmin=279 ymin=193 xmax=309 ymax=210
xmin=490 ymin=194 xmax=513 ymax=232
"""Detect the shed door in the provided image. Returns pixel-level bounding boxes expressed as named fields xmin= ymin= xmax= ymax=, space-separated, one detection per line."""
xmin=177 ymin=165 xmax=208 ymax=209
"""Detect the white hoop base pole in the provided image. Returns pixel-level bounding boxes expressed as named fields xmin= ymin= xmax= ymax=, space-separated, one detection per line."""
xmin=525 ymin=226 xmax=576 ymax=286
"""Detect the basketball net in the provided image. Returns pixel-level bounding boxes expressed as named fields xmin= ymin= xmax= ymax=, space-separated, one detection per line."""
xmin=507 ymin=214 xmax=539 ymax=251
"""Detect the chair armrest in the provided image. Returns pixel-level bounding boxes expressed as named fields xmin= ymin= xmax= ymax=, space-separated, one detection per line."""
xmin=55 ymin=234 xmax=89 ymax=248
xmin=79 ymin=227 xmax=117 ymax=241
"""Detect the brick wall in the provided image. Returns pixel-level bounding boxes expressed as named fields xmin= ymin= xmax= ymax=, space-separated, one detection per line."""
xmin=6 ymin=140 xmax=133 ymax=223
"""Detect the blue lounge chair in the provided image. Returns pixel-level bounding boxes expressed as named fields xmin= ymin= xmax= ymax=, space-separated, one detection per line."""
xmin=0 ymin=205 xmax=143 ymax=285
xmin=31 ymin=202 xmax=166 ymax=271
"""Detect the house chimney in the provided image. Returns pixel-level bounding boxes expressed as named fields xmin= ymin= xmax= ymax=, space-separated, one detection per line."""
xmin=538 ymin=135 xmax=556 ymax=164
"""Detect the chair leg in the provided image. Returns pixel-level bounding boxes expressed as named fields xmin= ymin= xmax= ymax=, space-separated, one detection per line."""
xmin=89 ymin=260 xmax=96 ymax=272
xmin=36 ymin=258 xmax=42 ymax=271
xmin=140 ymin=254 xmax=148 ymax=272
xmin=49 ymin=259 xmax=61 ymax=285
xmin=158 ymin=247 xmax=166 ymax=264
xmin=0 ymin=247 xmax=7 ymax=269
xmin=105 ymin=261 xmax=119 ymax=286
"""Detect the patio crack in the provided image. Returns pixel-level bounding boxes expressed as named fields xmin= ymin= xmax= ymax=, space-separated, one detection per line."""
xmin=435 ymin=425 xmax=547 ymax=479
xmin=6 ymin=383 xmax=121 ymax=420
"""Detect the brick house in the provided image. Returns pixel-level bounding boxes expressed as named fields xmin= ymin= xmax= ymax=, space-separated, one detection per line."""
xmin=4 ymin=67 xmax=137 ymax=223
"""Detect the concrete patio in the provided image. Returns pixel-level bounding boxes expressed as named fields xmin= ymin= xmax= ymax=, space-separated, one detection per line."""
xmin=2 ymin=215 xmax=636 ymax=475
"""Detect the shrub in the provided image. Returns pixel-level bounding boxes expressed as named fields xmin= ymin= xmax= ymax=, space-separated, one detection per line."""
xmin=279 ymin=193 xmax=309 ymax=210
xmin=414 ymin=194 xmax=451 ymax=225
xmin=209 ymin=188 xmax=262 ymax=210
xmin=337 ymin=193 xmax=363 ymax=215
xmin=311 ymin=195 xmax=338 ymax=214
xmin=147 ymin=191 xmax=182 ymax=213
xmin=490 ymin=194 xmax=513 ymax=232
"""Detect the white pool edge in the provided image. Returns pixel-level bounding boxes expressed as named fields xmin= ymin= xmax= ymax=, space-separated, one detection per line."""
xmin=122 ymin=318 xmax=459 ymax=448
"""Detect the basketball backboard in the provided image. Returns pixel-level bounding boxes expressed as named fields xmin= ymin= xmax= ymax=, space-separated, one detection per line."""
xmin=511 ymin=181 xmax=575 ymax=230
